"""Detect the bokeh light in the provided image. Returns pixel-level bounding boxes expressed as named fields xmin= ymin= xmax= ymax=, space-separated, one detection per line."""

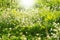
xmin=19 ymin=0 xmax=35 ymax=9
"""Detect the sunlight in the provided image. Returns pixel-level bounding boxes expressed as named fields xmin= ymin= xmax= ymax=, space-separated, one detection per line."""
xmin=20 ymin=0 xmax=35 ymax=9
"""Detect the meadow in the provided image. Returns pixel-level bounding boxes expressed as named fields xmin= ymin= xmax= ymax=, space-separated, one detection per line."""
xmin=0 ymin=0 xmax=60 ymax=40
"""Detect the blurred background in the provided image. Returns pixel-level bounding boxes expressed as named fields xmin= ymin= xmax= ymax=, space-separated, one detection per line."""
xmin=0 ymin=0 xmax=60 ymax=40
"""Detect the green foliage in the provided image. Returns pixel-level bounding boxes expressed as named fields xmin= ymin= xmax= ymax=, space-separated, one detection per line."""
xmin=0 ymin=0 xmax=60 ymax=40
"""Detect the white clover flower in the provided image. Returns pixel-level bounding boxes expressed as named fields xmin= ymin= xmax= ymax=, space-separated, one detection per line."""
xmin=36 ymin=37 xmax=41 ymax=40
xmin=53 ymin=34 xmax=57 ymax=38
xmin=26 ymin=32 xmax=28 ymax=34
xmin=50 ymin=28 xmax=53 ymax=31
xmin=57 ymin=23 xmax=59 ymax=25
xmin=53 ymin=29 xmax=57 ymax=32
xmin=21 ymin=35 xmax=27 ymax=40
xmin=51 ymin=33 xmax=54 ymax=35
xmin=36 ymin=33 xmax=39 ymax=36
xmin=9 ymin=28 xmax=12 ymax=30
xmin=53 ymin=22 xmax=56 ymax=25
